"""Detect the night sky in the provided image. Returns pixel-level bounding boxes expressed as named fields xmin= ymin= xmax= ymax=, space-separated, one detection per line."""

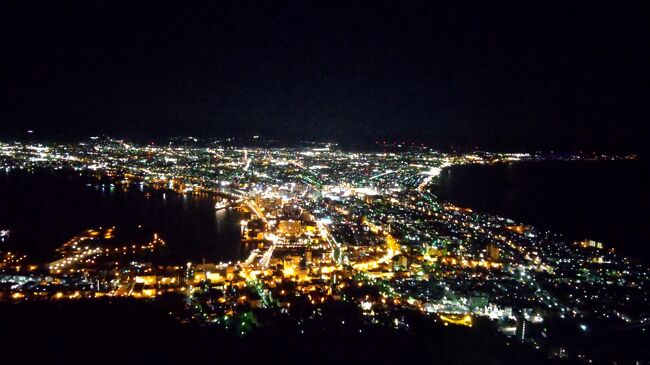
xmin=2 ymin=1 xmax=648 ymax=151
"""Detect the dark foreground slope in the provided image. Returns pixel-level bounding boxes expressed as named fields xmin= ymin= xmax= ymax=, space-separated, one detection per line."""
xmin=0 ymin=299 xmax=561 ymax=365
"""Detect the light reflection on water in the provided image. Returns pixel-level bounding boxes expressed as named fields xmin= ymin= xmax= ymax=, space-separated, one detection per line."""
xmin=0 ymin=169 xmax=247 ymax=263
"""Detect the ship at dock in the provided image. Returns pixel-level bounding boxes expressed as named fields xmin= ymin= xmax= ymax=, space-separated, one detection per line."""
xmin=214 ymin=191 xmax=245 ymax=211
xmin=215 ymin=196 xmax=239 ymax=211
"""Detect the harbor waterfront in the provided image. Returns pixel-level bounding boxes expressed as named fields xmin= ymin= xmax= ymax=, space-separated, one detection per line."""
xmin=0 ymin=169 xmax=246 ymax=263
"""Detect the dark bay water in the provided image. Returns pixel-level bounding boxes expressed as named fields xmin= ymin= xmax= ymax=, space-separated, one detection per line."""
xmin=435 ymin=160 xmax=650 ymax=262
xmin=0 ymin=170 xmax=245 ymax=263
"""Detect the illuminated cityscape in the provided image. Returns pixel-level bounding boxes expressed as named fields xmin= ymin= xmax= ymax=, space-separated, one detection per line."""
xmin=2 ymin=1 xmax=649 ymax=363
xmin=0 ymin=138 xmax=646 ymax=363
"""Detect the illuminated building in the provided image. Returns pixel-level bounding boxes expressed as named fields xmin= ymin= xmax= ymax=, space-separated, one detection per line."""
xmin=278 ymin=220 xmax=302 ymax=236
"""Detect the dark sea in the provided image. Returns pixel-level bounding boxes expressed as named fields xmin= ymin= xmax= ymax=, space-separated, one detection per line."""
xmin=0 ymin=169 xmax=245 ymax=263
xmin=435 ymin=160 xmax=650 ymax=262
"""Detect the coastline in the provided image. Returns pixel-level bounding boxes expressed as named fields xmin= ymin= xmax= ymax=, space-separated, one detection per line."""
xmin=433 ymin=159 xmax=649 ymax=262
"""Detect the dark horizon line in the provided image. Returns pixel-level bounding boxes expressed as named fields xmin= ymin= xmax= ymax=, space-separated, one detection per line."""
xmin=1 ymin=133 xmax=646 ymax=157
